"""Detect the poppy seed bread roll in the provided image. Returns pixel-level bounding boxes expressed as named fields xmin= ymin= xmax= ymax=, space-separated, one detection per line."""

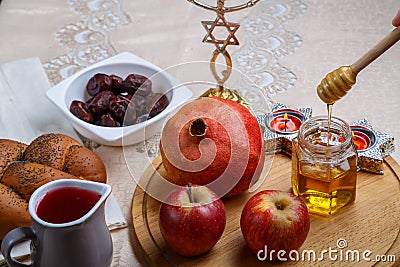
xmin=22 ymin=134 xmax=81 ymax=170
xmin=0 ymin=133 xmax=107 ymax=240
xmin=1 ymin=161 xmax=79 ymax=200
xmin=63 ymin=146 xmax=107 ymax=184
xmin=0 ymin=139 xmax=27 ymax=176
xmin=0 ymin=183 xmax=30 ymax=239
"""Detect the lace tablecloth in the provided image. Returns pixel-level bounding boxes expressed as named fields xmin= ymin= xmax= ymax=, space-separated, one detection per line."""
xmin=0 ymin=0 xmax=399 ymax=266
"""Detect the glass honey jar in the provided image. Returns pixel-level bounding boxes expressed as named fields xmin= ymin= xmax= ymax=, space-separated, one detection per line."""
xmin=291 ymin=116 xmax=358 ymax=216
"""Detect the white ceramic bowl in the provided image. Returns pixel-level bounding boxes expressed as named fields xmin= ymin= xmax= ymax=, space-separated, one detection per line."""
xmin=46 ymin=52 xmax=192 ymax=146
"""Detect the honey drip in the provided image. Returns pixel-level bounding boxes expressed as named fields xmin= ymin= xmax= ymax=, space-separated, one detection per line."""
xmin=327 ymin=104 xmax=333 ymax=145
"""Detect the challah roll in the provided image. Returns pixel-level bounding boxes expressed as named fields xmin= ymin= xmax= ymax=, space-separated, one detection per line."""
xmin=63 ymin=146 xmax=107 ymax=183
xmin=0 ymin=183 xmax=30 ymax=240
xmin=0 ymin=133 xmax=107 ymax=240
xmin=22 ymin=133 xmax=82 ymax=170
xmin=0 ymin=139 xmax=27 ymax=176
xmin=1 ymin=161 xmax=79 ymax=200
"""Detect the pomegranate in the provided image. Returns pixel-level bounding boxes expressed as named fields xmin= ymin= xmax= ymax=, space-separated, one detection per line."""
xmin=160 ymin=96 xmax=265 ymax=197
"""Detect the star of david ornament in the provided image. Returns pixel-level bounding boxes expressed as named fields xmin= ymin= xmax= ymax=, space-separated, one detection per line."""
xmin=202 ymin=15 xmax=240 ymax=51
xmin=350 ymin=118 xmax=395 ymax=174
xmin=257 ymin=102 xmax=312 ymax=156
xmin=187 ymin=0 xmax=260 ymax=90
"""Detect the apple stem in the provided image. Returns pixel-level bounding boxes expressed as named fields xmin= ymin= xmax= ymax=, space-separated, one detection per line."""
xmin=189 ymin=118 xmax=207 ymax=137
xmin=187 ymin=183 xmax=194 ymax=203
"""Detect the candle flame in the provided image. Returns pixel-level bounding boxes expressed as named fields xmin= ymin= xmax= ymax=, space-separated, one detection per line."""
xmin=284 ymin=113 xmax=288 ymax=120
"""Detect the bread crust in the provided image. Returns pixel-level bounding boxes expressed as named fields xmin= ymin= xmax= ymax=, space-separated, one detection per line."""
xmin=0 ymin=139 xmax=27 ymax=176
xmin=22 ymin=133 xmax=81 ymax=170
xmin=1 ymin=161 xmax=79 ymax=200
xmin=63 ymin=146 xmax=107 ymax=183
xmin=0 ymin=183 xmax=30 ymax=239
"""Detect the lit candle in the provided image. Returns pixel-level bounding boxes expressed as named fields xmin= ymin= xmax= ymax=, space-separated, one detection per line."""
xmin=351 ymin=131 xmax=370 ymax=151
xmin=268 ymin=109 xmax=304 ymax=134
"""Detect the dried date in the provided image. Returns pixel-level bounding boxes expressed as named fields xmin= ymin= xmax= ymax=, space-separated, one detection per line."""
xmin=88 ymin=91 xmax=115 ymax=116
xmin=69 ymin=100 xmax=94 ymax=123
xmin=122 ymin=74 xmax=152 ymax=96
xmin=109 ymin=95 xmax=130 ymax=122
xmin=123 ymin=102 xmax=138 ymax=126
xmin=146 ymin=93 xmax=169 ymax=118
xmin=86 ymin=73 xmax=113 ymax=96
xmin=110 ymin=74 xmax=124 ymax=94
xmin=132 ymin=95 xmax=147 ymax=115
xmin=96 ymin=113 xmax=119 ymax=127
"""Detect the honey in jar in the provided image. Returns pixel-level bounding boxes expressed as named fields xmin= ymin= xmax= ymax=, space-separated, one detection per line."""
xmin=292 ymin=116 xmax=358 ymax=215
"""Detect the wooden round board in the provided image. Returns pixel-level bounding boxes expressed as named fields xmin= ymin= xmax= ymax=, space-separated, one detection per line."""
xmin=131 ymin=154 xmax=400 ymax=266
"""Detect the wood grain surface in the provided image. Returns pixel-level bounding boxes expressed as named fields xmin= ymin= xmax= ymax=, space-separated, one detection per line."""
xmin=131 ymin=154 xmax=400 ymax=267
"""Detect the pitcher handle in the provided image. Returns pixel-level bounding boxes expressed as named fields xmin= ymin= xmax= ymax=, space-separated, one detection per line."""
xmin=1 ymin=227 xmax=35 ymax=267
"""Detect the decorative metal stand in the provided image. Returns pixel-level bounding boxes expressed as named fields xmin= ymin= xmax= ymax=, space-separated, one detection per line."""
xmin=350 ymin=118 xmax=395 ymax=174
xmin=188 ymin=0 xmax=260 ymax=92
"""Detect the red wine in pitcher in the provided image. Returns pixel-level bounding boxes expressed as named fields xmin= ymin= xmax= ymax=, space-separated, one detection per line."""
xmin=36 ymin=187 xmax=101 ymax=224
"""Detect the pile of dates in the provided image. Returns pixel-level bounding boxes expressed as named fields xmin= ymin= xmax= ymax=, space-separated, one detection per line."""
xmin=70 ymin=73 xmax=169 ymax=127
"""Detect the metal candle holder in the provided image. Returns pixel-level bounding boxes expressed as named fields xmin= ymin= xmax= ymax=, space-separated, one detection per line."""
xmin=188 ymin=0 xmax=260 ymax=92
xmin=257 ymin=103 xmax=312 ymax=156
xmin=350 ymin=118 xmax=395 ymax=174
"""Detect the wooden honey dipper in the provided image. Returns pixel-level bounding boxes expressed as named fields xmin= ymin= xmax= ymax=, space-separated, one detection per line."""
xmin=317 ymin=27 xmax=400 ymax=104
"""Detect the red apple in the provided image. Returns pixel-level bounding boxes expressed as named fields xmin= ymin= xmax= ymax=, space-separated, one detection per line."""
xmin=240 ymin=190 xmax=310 ymax=261
xmin=158 ymin=184 xmax=226 ymax=257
